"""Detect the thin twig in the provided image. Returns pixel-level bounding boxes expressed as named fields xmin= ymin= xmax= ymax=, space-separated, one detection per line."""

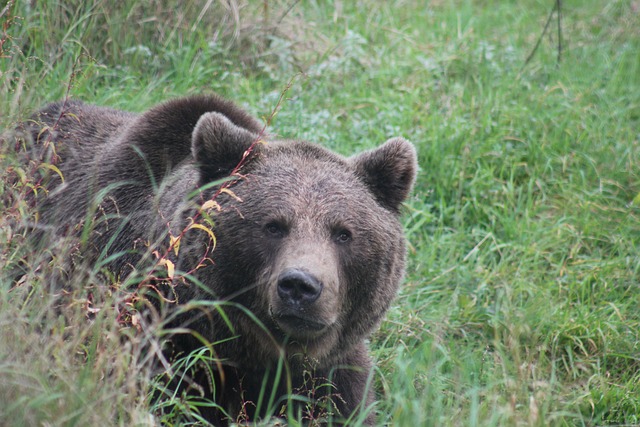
xmin=556 ymin=0 xmax=562 ymax=64
xmin=275 ymin=0 xmax=301 ymax=29
xmin=521 ymin=1 xmax=561 ymax=71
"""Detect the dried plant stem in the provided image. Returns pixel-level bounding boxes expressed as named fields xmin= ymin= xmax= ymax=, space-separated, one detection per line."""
xmin=521 ymin=0 xmax=563 ymax=70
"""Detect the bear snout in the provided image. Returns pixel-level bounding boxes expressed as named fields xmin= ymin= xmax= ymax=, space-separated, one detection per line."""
xmin=277 ymin=269 xmax=323 ymax=307
xmin=270 ymin=268 xmax=336 ymax=338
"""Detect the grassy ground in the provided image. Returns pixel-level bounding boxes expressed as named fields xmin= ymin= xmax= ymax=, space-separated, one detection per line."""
xmin=1 ymin=0 xmax=639 ymax=425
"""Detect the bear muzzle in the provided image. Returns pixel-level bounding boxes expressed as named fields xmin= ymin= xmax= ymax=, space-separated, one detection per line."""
xmin=270 ymin=268 xmax=332 ymax=338
xmin=277 ymin=269 xmax=323 ymax=306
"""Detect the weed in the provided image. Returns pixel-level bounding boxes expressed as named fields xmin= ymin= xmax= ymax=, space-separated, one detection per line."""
xmin=1 ymin=0 xmax=639 ymax=425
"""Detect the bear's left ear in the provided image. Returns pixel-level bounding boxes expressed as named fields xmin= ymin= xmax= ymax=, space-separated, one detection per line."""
xmin=192 ymin=112 xmax=261 ymax=183
xmin=351 ymin=137 xmax=417 ymax=213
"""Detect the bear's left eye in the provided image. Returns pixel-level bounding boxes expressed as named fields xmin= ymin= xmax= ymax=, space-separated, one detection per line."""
xmin=334 ymin=228 xmax=352 ymax=244
xmin=265 ymin=221 xmax=287 ymax=238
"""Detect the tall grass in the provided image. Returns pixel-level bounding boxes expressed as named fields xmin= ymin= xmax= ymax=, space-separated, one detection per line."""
xmin=2 ymin=0 xmax=639 ymax=425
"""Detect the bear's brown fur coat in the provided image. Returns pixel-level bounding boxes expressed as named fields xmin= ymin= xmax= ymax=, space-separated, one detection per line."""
xmin=25 ymin=95 xmax=417 ymax=425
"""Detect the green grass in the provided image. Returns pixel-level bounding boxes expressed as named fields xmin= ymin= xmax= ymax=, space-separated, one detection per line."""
xmin=1 ymin=0 xmax=639 ymax=425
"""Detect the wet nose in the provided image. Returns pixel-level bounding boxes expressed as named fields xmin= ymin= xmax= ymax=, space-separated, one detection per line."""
xmin=277 ymin=269 xmax=323 ymax=306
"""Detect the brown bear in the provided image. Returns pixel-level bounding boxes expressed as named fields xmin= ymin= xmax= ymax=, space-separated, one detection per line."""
xmin=24 ymin=95 xmax=417 ymax=425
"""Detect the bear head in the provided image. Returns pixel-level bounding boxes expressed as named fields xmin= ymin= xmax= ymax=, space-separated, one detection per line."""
xmin=174 ymin=111 xmax=417 ymax=365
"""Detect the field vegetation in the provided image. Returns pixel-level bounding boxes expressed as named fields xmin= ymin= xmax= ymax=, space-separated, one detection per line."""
xmin=1 ymin=0 xmax=639 ymax=425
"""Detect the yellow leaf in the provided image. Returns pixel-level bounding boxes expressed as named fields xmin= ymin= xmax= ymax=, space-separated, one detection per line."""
xmin=220 ymin=188 xmax=243 ymax=202
xmin=202 ymin=215 xmax=215 ymax=228
xmin=169 ymin=235 xmax=181 ymax=256
xmin=201 ymin=199 xmax=221 ymax=212
xmin=188 ymin=223 xmax=217 ymax=249
xmin=13 ymin=166 xmax=27 ymax=184
xmin=38 ymin=163 xmax=65 ymax=182
xmin=166 ymin=259 xmax=175 ymax=279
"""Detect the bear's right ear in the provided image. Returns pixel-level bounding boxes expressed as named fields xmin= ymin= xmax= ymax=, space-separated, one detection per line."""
xmin=191 ymin=112 xmax=261 ymax=183
xmin=351 ymin=137 xmax=417 ymax=213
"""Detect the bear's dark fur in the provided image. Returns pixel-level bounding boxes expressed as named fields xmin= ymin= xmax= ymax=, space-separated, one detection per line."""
xmin=24 ymin=95 xmax=417 ymax=425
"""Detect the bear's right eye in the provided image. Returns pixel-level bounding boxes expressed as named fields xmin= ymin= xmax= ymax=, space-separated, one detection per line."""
xmin=265 ymin=221 xmax=287 ymax=238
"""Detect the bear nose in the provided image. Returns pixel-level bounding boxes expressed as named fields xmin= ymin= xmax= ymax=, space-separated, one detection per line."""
xmin=277 ymin=269 xmax=323 ymax=306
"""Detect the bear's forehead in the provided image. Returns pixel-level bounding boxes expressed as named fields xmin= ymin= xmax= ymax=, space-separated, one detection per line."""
xmin=253 ymin=152 xmax=361 ymax=192
xmin=235 ymin=175 xmax=385 ymax=234
xmin=246 ymin=142 xmax=348 ymax=177
xmin=224 ymin=141 xmax=391 ymax=220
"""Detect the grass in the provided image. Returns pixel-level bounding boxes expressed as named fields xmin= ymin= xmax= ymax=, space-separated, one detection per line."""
xmin=1 ymin=0 xmax=639 ymax=425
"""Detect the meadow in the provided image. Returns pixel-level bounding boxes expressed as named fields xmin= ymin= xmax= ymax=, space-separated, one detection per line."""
xmin=1 ymin=0 xmax=639 ymax=425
